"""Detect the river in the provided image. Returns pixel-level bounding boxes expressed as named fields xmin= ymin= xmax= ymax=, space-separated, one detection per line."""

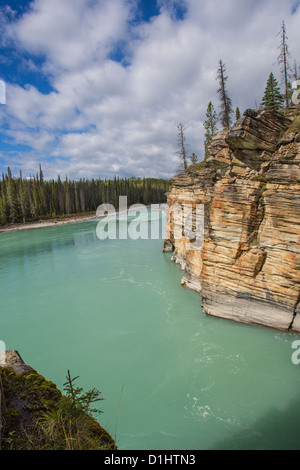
xmin=0 ymin=208 xmax=300 ymax=450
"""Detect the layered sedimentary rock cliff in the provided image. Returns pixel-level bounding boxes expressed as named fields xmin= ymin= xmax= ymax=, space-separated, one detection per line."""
xmin=164 ymin=106 xmax=300 ymax=332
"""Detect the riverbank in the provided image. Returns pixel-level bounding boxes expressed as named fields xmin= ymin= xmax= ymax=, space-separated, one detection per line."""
xmin=0 ymin=212 xmax=98 ymax=234
xmin=0 ymin=204 xmax=165 ymax=235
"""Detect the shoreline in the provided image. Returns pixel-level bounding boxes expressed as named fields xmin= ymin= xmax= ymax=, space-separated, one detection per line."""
xmin=0 ymin=204 xmax=166 ymax=234
xmin=0 ymin=213 xmax=99 ymax=234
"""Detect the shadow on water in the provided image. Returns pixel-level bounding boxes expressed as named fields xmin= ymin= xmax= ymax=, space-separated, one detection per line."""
xmin=211 ymin=397 xmax=300 ymax=450
xmin=0 ymin=221 xmax=99 ymax=263
xmin=0 ymin=212 xmax=164 ymax=263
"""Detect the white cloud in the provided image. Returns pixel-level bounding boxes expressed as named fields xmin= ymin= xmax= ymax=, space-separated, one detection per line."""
xmin=0 ymin=0 xmax=299 ymax=180
xmin=7 ymin=0 xmax=132 ymax=71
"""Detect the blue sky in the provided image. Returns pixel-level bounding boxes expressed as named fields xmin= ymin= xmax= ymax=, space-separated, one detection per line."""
xmin=0 ymin=0 xmax=299 ymax=180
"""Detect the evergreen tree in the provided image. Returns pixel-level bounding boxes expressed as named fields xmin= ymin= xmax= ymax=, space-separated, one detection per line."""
xmin=39 ymin=164 xmax=44 ymax=184
xmin=31 ymin=178 xmax=40 ymax=217
xmin=5 ymin=167 xmax=19 ymax=224
xmin=27 ymin=181 xmax=37 ymax=219
xmin=190 ymin=153 xmax=198 ymax=164
xmin=18 ymin=171 xmax=27 ymax=223
xmin=235 ymin=107 xmax=241 ymax=121
xmin=0 ymin=187 xmax=7 ymax=225
xmin=0 ymin=167 xmax=170 ymax=225
xmin=176 ymin=122 xmax=188 ymax=171
xmin=64 ymin=178 xmax=71 ymax=215
xmin=289 ymin=60 xmax=300 ymax=105
xmin=216 ymin=60 xmax=233 ymax=130
xmin=204 ymin=101 xmax=218 ymax=160
xmin=292 ymin=60 xmax=299 ymax=82
xmin=261 ymin=72 xmax=284 ymax=110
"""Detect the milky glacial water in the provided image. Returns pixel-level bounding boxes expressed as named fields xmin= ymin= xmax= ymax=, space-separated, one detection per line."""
xmin=1 ymin=209 xmax=300 ymax=450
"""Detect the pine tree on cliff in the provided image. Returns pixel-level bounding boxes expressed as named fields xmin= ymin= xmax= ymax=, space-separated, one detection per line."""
xmin=204 ymin=101 xmax=218 ymax=160
xmin=292 ymin=60 xmax=299 ymax=82
xmin=261 ymin=72 xmax=284 ymax=110
xmin=216 ymin=60 xmax=233 ymax=130
xmin=176 ymin=122 xmax=188 ymax=171
xmin=190 ymin=153 xmax=198 ymax=164
xmin=235 ymin=107 xmax=241 ymax=121
xmin=277 ymin=21 xmax=291 ymax=108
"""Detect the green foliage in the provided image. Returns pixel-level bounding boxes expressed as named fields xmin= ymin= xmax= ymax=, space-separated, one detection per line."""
xmin=288 ymin=117 xmax=300 ymax=132
xmin=0 ymin=167 xmax=170 ymax=226
xmin=37 ymin=372 xmax=109 ymax=450
xmin=62 ymin=370 xmax=104 ymax=417
xmin=1 ymin=368 xmax=114 ymax=450
xmin=176 ymin=122 xmax=188 ymax=171
xmin=216 ymin=60 xmax=233 ymax=130
xmin=236 ymin=107 xmax=241 ymax=121
xmin=189 ymin=153 xmax=198 ymax=164
xmin=204 ymin=101 xmax=218 ymax=159
xmin=33 ymin=372 xmax=111 ymax=450
xmin=261 ymin=72 xmax=284 ymax=110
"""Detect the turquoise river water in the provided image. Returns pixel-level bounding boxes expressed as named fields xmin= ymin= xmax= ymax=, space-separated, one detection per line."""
xmin=0 ymin=209 xmax=300 ymax=450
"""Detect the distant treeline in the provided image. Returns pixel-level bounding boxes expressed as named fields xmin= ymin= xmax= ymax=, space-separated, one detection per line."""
xmin=0 ymin=166 xmax=170 ymax=225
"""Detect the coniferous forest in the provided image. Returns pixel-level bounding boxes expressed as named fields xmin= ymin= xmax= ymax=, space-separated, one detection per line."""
xmin=0 ymin=166 xmax=170 ymax=225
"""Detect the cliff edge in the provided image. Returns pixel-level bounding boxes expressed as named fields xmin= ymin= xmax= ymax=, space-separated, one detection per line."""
xmin=164 ymin=106 xmax=300 ymax=333
xmin=0 ymin=350 xmax=116 ymax=450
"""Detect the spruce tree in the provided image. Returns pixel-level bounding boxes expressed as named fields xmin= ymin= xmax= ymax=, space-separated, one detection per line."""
xmin=261 ymin=72 xmax=284 ymax=110
xmin=190 ymin=153 xmax=198 ymax=164
xmin=5 ymin=167 xmax=19 ymax=224
xmin=18 ymin=171 xmax=27 ymax=223
xmin=216 ymin=60 xmax=233 ymax=130
xmin=292 ymin=60 xmax=299 ymax=82
xmin=176 ymin=122 xmax=188 ymax=171
xmin=0 ymin=188 xmax=7 ymax=225
xmin=27 ymin=181 xmax=36 ymax=220
xmin=204 ymin=101 xmax=218 ymax=159
xmin=0 ymin=167 xmax=170 ymax=225
xmin=235 ymin=107 xmax=241 ymax=121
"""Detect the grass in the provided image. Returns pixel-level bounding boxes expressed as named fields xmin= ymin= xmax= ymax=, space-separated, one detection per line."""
xmin=289 ymin=117 xmax=300 ymax=132
xmin=0 ymin=368 xmax=116 ymax=450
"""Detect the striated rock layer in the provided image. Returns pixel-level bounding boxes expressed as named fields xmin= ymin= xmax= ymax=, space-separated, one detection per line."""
xmin=164 ymin=107 xmax=300 ymax=332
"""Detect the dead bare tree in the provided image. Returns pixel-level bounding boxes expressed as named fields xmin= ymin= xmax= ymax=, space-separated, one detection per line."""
xmin=277 ymin=21 xmax=291 ymax=108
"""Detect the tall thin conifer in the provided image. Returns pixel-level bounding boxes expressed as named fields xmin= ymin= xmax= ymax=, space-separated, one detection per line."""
xmin=216 ymin=60 xmax=233 ymax=130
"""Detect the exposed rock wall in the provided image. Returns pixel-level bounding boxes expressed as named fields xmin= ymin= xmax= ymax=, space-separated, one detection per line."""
xmin=164 ymin=107 xmax=300 ymax=332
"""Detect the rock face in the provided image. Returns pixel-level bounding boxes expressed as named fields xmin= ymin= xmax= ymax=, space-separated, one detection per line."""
xmin=164 ymin=107 xmax=300 ymax=332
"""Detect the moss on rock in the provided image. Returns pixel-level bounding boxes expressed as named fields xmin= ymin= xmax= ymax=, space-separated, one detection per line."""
xmin=0 ymin=352 xmax=116 ymax=450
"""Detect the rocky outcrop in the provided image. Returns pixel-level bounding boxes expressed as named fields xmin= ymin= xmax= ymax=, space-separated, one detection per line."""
xmin=164 ymin=107 xmax=300 ymax=332
xmin=0 ymin=351 xmax=116 ymax=450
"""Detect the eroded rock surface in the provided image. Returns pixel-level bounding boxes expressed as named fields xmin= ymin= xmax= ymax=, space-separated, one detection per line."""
xmin=164 ymin=107 xmax=300 ymax=332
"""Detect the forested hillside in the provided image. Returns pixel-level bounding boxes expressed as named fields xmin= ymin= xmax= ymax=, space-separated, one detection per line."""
xmin=0 ymin=166 xmax=170 ymax=225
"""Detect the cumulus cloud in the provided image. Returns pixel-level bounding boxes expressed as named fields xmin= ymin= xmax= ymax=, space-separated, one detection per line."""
xmin=0 ymin=0 xmax=299 ymax=180
xmin=7 ymin=0 xmax=132 ymax=71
